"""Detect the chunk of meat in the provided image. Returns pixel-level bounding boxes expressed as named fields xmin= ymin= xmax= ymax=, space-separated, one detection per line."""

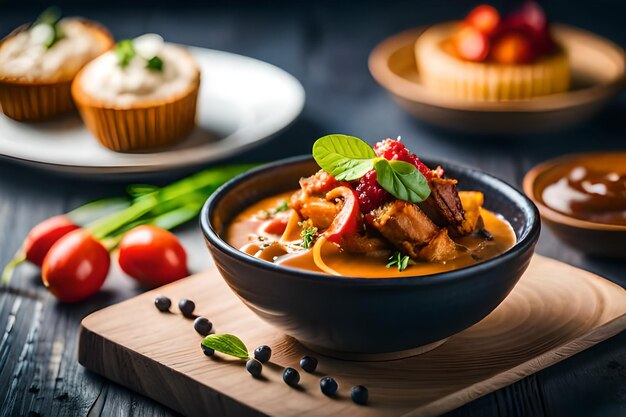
xmin=419 ymin=177 xmax=467 ymax=236
xmin=299 ymin=170 xmax=339 ymax=196
xmin=458 ymin=191 xmax=484 ymax=235
xmin=418 ymin=229 xmax=458 ymax=262
xmin=290 ymin=189 xmax=306 ymax=212
xmin=367 ymin=200 xmax=439 ymax=258
xmin=299 ymin=197 xmax=339 ymax=229
xmin=341 ymin=232 xmax=392 ymax=260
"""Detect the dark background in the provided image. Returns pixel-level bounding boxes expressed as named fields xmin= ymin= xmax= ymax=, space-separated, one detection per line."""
xmin=1 ymin=1 xmax=625 ymax=417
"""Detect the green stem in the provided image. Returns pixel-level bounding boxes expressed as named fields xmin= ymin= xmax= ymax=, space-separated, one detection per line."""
xmin=87 ymin=164 xmax=253 ymax=240
xmin=102 ymin=200 xmax=205 ymax=251
xmin=126 ymin=184 xmax=159 ymax=199
xmin=1 ymin=252 xmax=26 ymax=286
xmin=66 ymin=197 xmax=132 ymax=226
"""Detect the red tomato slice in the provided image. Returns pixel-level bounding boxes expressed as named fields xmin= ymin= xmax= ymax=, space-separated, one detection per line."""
xmin=324 ymin=186 xmax=360 ymax=244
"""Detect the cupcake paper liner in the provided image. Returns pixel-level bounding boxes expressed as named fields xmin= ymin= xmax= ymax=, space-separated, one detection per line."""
xmin=73 ymin=79 xmax=200 ymax=152
xmin=0 ymin=79 xmax=76 ymax=121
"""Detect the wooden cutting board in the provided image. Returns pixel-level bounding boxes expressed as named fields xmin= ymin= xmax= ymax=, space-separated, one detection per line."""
xmin=78 ymin=255 xmax=626 ymax=417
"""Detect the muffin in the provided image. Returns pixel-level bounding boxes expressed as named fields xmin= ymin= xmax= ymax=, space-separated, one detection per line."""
xmin=0 ymin=8 xmax=113 ymax=121
xmin=72 ymin=34 xmax=200 ymax=152
xmin=416 ymin=2 xmax=570 ymax=101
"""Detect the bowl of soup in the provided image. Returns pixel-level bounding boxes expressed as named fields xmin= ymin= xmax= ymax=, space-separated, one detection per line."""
xmin=201 ymin=150 xmax=539 ymax=358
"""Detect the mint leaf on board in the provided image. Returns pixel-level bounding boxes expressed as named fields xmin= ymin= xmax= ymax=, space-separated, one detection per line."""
xmin=374 ymin=159 xmax=431 ymax=203
xmin=115 ymin=40 xmax=136 ymax=67
xmin=312 ymin=134 xmax=376 ymax=181
xmin=201 ymin=334 xmax=249 ymax=359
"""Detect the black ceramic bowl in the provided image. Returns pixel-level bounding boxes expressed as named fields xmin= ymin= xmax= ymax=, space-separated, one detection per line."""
xmin=201 ymin=156 xmax=540 ymax=359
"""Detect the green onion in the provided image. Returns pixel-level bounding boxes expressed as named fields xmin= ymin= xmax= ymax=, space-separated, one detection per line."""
xmin=88 ymin=164 xmax=254 ymax=240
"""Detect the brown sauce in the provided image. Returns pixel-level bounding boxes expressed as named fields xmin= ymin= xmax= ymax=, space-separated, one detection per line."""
xmin=226 ymin=192 xmax=516 ymax=278
xmin=542 ymin=160 xmax=626 ymax=226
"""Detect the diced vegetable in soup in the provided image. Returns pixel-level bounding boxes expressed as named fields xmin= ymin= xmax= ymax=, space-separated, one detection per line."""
xmin=227 ymin=135 xmax=516 ymax=278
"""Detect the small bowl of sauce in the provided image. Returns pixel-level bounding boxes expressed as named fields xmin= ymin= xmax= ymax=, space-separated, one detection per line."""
xmin=524 ymin=152 xmax=626 ymax=258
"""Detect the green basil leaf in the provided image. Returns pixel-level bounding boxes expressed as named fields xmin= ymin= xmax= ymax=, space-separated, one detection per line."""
xmin=312 ymin=134 xmax=376 ymax=181
xmin=374 ymin=159 xmax=431 ymax=203
xmin=201 ymin=334 xmax=249 ymax=359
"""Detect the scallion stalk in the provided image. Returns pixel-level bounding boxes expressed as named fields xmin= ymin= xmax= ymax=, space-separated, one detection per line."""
xmin=88 ymin=164 xmax=254 ymax=240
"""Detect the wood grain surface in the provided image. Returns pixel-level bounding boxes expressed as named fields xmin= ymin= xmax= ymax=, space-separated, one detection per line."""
xmin=79 ymin=255 xmax=626 ymax=417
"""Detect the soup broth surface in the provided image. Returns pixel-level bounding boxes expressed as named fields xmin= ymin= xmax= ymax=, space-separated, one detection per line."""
xmin=226 ymin=191 xmax=517 ymax=278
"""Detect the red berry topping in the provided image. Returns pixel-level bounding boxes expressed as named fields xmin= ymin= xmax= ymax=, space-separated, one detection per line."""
xmin=491 ymin=30 xmax=535 ymax=64
xmin=466 ymin=5 xmax=500 ymax=36
xmin=454 ymin=24 xmax=490 ymax=62
xmin=373 ymin=138 xmax=431 ymax=178
xmin=355 ymin=170 xmax=390 ymax=213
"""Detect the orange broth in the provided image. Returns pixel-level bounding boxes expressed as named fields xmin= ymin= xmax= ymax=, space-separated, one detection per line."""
xmin=226 ymin=191 xmax=516 ymax=278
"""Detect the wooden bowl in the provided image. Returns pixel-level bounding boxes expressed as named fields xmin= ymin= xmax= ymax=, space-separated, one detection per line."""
xmin=368 ymin=24 xmax=625 ymax=134
xmin=201 ymin=156 xmax=540 ymax=359
xmin=523 ymin=152 xmax=626 ymax=258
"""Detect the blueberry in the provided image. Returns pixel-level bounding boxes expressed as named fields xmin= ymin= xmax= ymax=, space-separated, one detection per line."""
xmin=320 ymin=376 xmax=338 ymax=396
xmin=193 ymin=317 xmax=213 ymax=336
xmin=282 ymin=367 xmax=300 ymax=387
xmin=201 ymin=343 xmax=214 ymax=357
xmin=299 ymin=355 xmax=318 ymax=373
xmin=254 ymin=345 xmax=272 ymax=363
xmin=350 ymin=385 xmax=369 ymax=405
xmin=178 ymin=299 xmax=195 ymax=318
xmin=154 ymin=296 xmax=171 ymax=312
xmin=246 ymin=358 xmax=263 ymax=377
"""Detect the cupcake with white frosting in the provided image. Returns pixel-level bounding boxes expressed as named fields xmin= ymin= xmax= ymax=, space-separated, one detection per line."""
xmin=0 ymin=8 xmax=113 ymax=121
xmin=72 ymin=34 xmax=200 ymax=151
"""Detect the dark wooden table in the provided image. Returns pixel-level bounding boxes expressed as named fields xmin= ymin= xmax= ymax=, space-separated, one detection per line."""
xmin=1 ymin=2 xmax=625 ymax=417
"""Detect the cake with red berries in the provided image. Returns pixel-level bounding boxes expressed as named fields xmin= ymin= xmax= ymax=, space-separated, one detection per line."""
xmin=415 ymin=2 xmax=569 ymax=101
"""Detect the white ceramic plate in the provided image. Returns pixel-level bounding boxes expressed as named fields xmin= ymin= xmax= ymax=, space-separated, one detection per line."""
xmin=0 ymin=46 xmax=305 ymax=175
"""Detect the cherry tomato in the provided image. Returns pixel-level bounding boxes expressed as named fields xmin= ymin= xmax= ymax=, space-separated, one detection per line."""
xmin=491 ymin=31 xmax=535 ymax=64
xmin=466 ymin=5 xmax=500 ymax=36
xmin=454 ymin=24 xmax=490 ymax=62
xmin=23 ymin=215 xmax=80 ymax=266
xmin=500 ymin=2 xmax=555 ymax=56
xmin=118 ymin=225 xmax=188 ymax=287
xmin=42 ymin=229 xmax=110 ymax=303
